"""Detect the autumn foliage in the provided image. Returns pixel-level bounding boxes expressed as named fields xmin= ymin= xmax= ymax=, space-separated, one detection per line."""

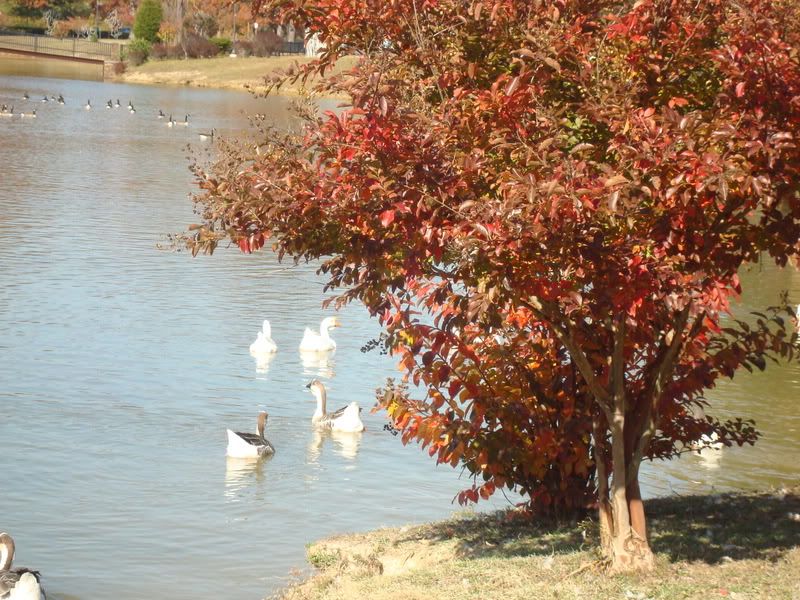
xmin=186 ymin=0 xmax=800 ymax=570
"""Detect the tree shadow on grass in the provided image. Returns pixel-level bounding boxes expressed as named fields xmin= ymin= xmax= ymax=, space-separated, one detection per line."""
xmin=395 ymin=509 xmax=591 ymax=560
xmin=647 ymin=487 xmax=800 ymax=564
xmin=393 ymin=487 xmax=800 ymax=565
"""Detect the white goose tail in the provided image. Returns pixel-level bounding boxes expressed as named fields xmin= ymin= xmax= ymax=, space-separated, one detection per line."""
xmin=331 ymin=403 xmax=365 ymax=433
xmin=226 ymin=429 xmax=260 ymax=458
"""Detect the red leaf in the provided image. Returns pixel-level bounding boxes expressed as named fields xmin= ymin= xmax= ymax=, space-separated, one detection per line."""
xmin=380 ymin=210 xmax=396 ymax=226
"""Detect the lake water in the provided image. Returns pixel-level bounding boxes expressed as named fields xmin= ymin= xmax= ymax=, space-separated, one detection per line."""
xmin=0 ymin=72 xmax=798 ymax=600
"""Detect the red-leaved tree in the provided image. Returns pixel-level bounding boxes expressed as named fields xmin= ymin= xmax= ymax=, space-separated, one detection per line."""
xmin=184 ymin=0 xmax=800 ymax=571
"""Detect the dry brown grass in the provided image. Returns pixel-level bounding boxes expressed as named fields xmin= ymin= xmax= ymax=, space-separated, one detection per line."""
xmin=117 ymin=55 xmax=357 ymax=95
xmin=275 ymin=487 xmax=800 ymax=600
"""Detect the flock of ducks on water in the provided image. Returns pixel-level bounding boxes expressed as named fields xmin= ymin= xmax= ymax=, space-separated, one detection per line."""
xmin=1 ymin=92 xmax=215 ymax=139
xmin=228 ymin=316 xmax=364 ymax=459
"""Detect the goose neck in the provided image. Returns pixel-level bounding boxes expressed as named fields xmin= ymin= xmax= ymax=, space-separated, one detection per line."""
xmin=313 ymin=386 xmax=327 ymax=417
xmin=0 ymin=534 xmax=14 ymax=571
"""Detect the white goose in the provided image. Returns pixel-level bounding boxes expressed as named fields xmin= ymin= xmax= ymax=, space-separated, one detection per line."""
xmin=249 ymin=320 xmax=277 ymax=356
xmin=307 ymin=379 xmax=364 ymax=432
xmin=299 ymin=316 xmax=340 ymax=352
xmin=226 ymin=411 xmax=275 ymax=458
xmin=0 ymin=533 xmax=45 ymax=600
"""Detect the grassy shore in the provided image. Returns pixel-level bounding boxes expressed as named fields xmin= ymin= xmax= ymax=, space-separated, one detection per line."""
xmin=276 ymin=487 xmax=800 ymax=600
xmin=116 ymin=55 xmax=356 ymax=95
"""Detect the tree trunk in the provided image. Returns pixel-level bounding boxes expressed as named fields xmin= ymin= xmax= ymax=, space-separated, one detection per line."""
xmin=601 ymin=382 xmax=654 ymax=572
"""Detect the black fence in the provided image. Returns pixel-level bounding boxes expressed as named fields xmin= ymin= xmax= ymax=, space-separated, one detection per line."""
xmin=0 ymin=29 xmax=123 ymax=61
xmin=281 ymin=41 xmax=304 ymax=54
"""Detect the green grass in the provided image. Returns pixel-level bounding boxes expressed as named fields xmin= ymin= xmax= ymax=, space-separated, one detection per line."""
xmin=275 ymin=487 xmax=800 ymax=600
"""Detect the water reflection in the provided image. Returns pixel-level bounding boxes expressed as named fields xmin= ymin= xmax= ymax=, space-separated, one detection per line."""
xmin=224 ymin=456 xmax=269 ymax=499
xmin=306 ymin=429 xmax=363 ymax=464
xmin=252 ymin=352 xmax=275 ymax=375
xmin=299 ymin=351 xmax=335 ymax=379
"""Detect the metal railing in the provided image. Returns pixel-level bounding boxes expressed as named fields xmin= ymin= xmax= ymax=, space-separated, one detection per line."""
xmin=280 ymin=41 xmax=304 ymax=55
xmin=0 ymin=30 xmax=122 ymax=62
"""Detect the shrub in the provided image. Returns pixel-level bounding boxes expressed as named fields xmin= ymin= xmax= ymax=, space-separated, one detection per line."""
xmin=133 ymin=0 xmax=162 ymax=43
xmin=126 ymin=38 xmax=151 ymax=65
xmin=149 ymin=42 xmax=170 ymax=59
xmin=232 ymin=40 xmax=252 ymax=57
xmin=157 ymin=21 xmax=176 ymax=44
xmin=209 ymin=36 xmax=230 ymax=55
xmin=181 ymin=31 xmax=217 ymax=58
xmin=51 ymin=21 xmax=72 ymax=38
xmin=252 ymin=29 xmax=282 ymax=57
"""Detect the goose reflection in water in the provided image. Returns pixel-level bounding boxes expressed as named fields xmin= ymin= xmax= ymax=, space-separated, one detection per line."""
xmin=306 ymin=429 xmax=362 ymax=464
xmin=224 ymin=456 xmax=270 ymax=500
xmin=300 ymin=351 xmax=335 ymax=379
xmin=253 ymin=351 xmax=275 ymax=375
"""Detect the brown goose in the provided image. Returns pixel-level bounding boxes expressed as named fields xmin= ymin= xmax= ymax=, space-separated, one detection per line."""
xmin=226 ymin=412 xmax=275 ymax=458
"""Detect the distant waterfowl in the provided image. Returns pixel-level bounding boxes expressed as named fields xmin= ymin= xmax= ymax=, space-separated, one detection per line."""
xmin=0 ymin=532 xmax=45 ymax=600
xmin=85 ymin=100 xmax=91 ymax=110
xmin=114 ymin=99 xmax=120 ymax=108
xmin=106 ymin=100 xmax=113 ymax=109
xmin=129 ymin=105 xmax=136 ymax=114
xmin=50 ymin=95 xmax=56 ymax=101
xmin=20 ymin=109 xmax=36 ymax=118
xmin=307 ymin=380 xmax=364 ymax=432
xmin=22 ymin=92 xmax=29 ymax=100
xmin=226 ymin=411 xmax=275 ymax=458
xmin=198 ymin=129 xmax=215 ymax=141
xmin=167 ymin=114 xmax=175 ymax=127
xmin=250 ymin=320 xmax=277 ymax=356
xmin=157 ymin=109 xmax=165 ymax=119
xmin=57 ymin=95 xmax=65 ymax=105
xmin=299 ymin=316 xmax=340 ymax=352
xmin=178 ymin=114 xmax=189 ymax=126
xmin=41 ymin=96 xmax=48 ymax=103
xmin=0 ymin=106 xmax=14 ymax=118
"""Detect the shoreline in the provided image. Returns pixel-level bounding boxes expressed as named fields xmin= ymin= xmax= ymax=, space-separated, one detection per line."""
xmin=114 ymin=55 xmax=356 ymax=96
xmin=275 ymin=486 xmax=800 ymax=599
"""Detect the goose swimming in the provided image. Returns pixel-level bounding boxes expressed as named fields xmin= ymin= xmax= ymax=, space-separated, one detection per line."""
xmin=114 ymin=99 xmax=120 ymax=108
xmin=307 ymin=379 xmax=364 ymax=432
xmin=250 ymin=320 xmax=277 ymax=356
xmin=85 ymin=100 xmax=91 ymax=110
xmin=299 ymin=317 xmax=340 ymax=352
xmin=0 ymin=533 xmax=45 ymax=600
xmin=226 ymin=411 xmax=275 ymax=458
xmin=198 ymin=129 xmax=215 ymax=141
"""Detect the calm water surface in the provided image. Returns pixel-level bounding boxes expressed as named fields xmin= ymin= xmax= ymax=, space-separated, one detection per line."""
xmin=0 ymin=74 xmax=798 ymax=600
